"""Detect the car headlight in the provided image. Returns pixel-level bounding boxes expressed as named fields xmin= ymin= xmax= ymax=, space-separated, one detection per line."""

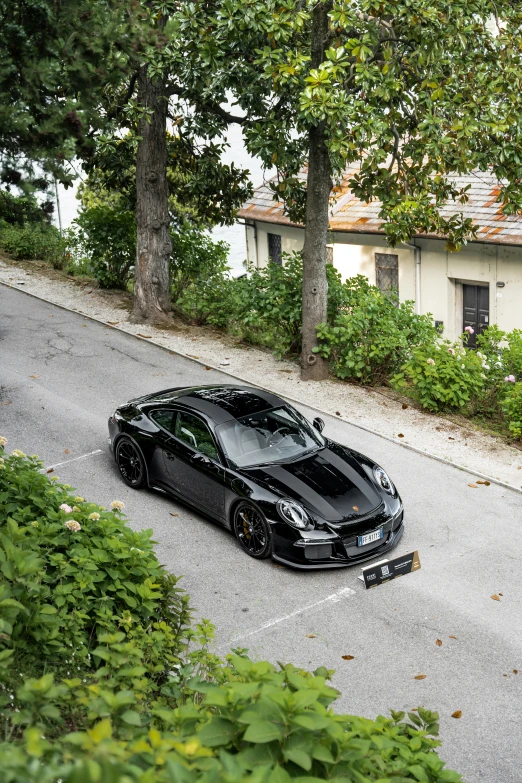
xmin=277 ymin=499 xmax=314 ymax=530
xmin=373 ymin=466 xmax=395 ymax=495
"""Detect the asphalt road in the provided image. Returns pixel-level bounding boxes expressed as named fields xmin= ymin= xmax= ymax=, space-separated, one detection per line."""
xmin=1 ymin=284 xmax=521 ymax=782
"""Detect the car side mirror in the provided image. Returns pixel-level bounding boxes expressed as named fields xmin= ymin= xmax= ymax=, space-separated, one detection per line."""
xmin=191 ymin=452 xmax=211 ymax=465
xmin=313 ymin=417 xmax=325 ymax=433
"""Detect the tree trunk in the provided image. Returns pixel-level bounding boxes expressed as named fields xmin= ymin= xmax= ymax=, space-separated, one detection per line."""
xmin=300 ymin=1 xmax=332 ymax=381
xmin=131 ymin=63 xmax=172 ymax=325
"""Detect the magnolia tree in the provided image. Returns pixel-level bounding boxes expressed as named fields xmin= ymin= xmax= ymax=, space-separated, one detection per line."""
xmin=173 ymin=0 xmax=522 ymax=379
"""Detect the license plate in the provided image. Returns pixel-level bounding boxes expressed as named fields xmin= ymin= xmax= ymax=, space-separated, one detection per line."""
xmin=358 ymin=529 xmax=383 ymax=547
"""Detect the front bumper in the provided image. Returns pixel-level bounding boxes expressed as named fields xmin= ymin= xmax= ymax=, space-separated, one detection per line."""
xmin=271 ymin=508 xmax=404 ymax=570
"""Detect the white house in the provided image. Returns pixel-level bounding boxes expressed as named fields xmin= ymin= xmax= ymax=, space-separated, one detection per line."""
xmin=238 ymin=167 xmax=522 ymax=347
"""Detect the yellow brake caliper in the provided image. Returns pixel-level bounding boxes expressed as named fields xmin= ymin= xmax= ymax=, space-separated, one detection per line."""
xmin=242 ymin=512 xmax=251 ymax=539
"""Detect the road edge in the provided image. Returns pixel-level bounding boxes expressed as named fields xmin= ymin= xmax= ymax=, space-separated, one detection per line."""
xmin=2 ymin=279 xmax=521 ymax=496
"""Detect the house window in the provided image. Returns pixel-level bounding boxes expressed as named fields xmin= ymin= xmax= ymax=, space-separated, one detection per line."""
xmin=375 ymin=253 xmax=399 ymax=298
xmin=326 ymin=245 xmax=333 ymax=264
xmin=268 ymin=233 xmax=282 ymax=265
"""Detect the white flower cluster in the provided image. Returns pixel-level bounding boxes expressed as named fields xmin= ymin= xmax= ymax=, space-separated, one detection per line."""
xmin=65 ymin=520 xmax=81 ymax=532
xmin=110 ymin=500 xmax=125 ymax=511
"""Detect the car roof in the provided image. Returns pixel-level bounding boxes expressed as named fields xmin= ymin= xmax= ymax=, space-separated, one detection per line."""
xmin=136 ymin=384 xmax=285 ymax=424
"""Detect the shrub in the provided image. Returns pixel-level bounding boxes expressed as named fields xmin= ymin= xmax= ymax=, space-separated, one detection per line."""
xmin=171 ymin=221 xmax=230 ymax=303
xmin=171 ymin=224 xmax=237 ymax=328
xmin=501 ymin=382 xmax=522 ymax=439
xmin=392 ymin=338 xmax=486 ymax=412
xmin=230 ymin=254 xmax=304 ymax=355
xmin=476 ymin=325 xmax=522 ymax=383
xmin=75 ymin=205 xmax=136 ymax=288
xmin=0 ymin=221 xmax=66 ymax=267
xmin=0 ymin=443 xmax=191 ymax=683
xmin=0 ymin=654 xmax=462 ymax=783
xmin=315 ymin=276 xmax=437 ymax=385
xmin=61 ymin=227 xmax=92 ymax=276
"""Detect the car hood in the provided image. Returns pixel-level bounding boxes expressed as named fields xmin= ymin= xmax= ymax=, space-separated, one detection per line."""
xmin=242 ymin=445 xmax=383 ymax=523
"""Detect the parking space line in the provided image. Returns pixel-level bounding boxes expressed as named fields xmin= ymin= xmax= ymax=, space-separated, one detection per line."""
xmin=229 ymin=586 xmax=356 ymax=645
xmin=44 ymin=449 xmax=104 ymax=471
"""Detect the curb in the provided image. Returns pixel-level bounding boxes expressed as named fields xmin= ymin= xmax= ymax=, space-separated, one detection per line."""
xmin=2 ymin=278 xmax=521 ymax=496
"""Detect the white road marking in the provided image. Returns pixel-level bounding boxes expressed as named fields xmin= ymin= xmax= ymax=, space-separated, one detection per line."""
xmin=43 ymin=449 xmax=104 ymax=471
xmin=229 ymin=586 xmax=356 ymax=645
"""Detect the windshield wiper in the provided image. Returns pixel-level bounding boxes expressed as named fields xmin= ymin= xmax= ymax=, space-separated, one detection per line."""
xmin=242 ymin=447 xmax=323 ymax=469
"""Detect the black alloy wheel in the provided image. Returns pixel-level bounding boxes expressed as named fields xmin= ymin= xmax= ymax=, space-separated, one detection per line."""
xmin=115 ymin=437 xmax=146 ymax=488
xmin=233 ymin=502 xmax=272 ymax=559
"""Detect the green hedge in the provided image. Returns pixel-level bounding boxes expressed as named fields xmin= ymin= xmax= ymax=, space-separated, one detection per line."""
xmin=0 ymin=221 xmax=66 ymax=267
xmin=0 ymin=656 xmax=462 ymax=783
xmin=0 ymin=442 xmax=192 ymax=684
xmin=0 ymin=440 xmax=462 ymax=782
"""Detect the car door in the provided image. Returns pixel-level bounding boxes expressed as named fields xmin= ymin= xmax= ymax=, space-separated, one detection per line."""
xmin=161 ymin=409 xmax=226 ymax=520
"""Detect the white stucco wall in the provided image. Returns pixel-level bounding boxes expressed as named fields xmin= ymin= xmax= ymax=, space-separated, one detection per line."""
xmin=251 ymin=221 xmax=305 ymax=266
xmin=245 ymin=221 xmax=522 ymax=338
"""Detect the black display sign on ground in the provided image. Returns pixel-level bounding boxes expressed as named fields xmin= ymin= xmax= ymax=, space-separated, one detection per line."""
xmin=359 ymin=550 xmax=421 ymax=589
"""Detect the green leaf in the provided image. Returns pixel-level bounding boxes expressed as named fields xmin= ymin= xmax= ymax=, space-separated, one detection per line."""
xmin=311 ymin=743 xmax=334 ymax=763
xmin=243 ymin=720 xmax=285 ymax=744
xmin=269 ymin=765 xmax=291 ymax=783
xmin=39 ymin=605 xmax=58 ymax=614
xmin=120 ymin=710 xmax=141 ymax=726
xmin=198 ymin=717 xmax=236 ymax=747
xmin=284 ymin=748 xmax=312 ymax=770
xmin=409 ymin=765 xmax=430 ymax=783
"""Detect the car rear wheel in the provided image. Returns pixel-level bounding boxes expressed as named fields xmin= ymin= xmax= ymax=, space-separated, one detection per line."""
xmin=233 ymin=502 xmax=272 ymax=559
xmin=115 ymin=437 xmax=146 ymax=489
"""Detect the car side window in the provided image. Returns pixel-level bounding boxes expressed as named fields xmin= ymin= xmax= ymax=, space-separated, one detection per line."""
xmin=174 ymin=411 xmax=219 ymax=461
xmin=150 ymin=409 xmax=176 ymax=434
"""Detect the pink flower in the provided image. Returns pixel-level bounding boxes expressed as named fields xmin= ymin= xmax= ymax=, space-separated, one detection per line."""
xmin=448 ymin=348 xmax=455 ymax=356
xmin=60 ymin=504 xmax=72 ymax=513
xmin=505 ymin=375 xmax=516 ymax=383
xmin=464 ymin=326 xmax=474 ymax=334
xmin=65 ymin=520 xmax=81 ymax=532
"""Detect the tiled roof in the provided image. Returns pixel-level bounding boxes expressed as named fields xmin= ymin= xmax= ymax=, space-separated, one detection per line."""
xmin=238 ymin=166 xmax=522 ymax=246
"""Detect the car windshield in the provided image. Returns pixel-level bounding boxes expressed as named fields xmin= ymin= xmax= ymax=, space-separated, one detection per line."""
xmin=215 ymin=406 xmax=325 ymax=468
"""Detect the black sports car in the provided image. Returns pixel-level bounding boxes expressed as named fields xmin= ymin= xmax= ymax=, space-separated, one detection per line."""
xmin=108 ymin=385 xmax=404 ymax=569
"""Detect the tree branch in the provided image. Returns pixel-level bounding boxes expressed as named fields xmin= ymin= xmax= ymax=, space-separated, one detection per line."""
xmin=106 ymin=71 xmax=139 ymax=122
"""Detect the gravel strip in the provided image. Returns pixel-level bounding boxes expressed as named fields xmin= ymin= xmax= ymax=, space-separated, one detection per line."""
xmin=2 ymin=256 xmax=522 ymax=490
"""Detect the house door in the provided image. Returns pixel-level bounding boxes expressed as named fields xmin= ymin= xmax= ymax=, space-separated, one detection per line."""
xmin=463 ymin=284 xmax=489 ymax=348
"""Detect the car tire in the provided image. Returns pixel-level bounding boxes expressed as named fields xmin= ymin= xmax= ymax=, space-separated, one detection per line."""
xmin=233 ymin=502 xmax=272 ymax=560
xmin=115 ymin=436 xmax=147 ymax=489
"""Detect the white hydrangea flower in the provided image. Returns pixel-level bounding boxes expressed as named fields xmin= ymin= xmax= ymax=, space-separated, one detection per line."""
xmin=110 ymin=500 xmax=125 ymax=511
xmin=65 ymin=520 xmax=81 ymax=532
xmin=11 ymin=449 xmax=25 ymax=458
xmin=0 ymin=436 xmax=8 ymax=447
xmin=88 ymin=512 xmax=101 ymax=521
